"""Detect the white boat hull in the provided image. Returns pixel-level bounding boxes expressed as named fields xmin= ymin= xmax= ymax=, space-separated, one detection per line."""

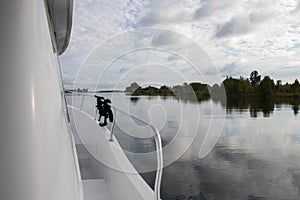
xmin=0 ymin=1 xmax=83 ymax=200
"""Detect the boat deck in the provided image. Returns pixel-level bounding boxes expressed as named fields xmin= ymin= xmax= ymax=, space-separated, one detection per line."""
xmin=69 ymin=110 xmax=115 ymax=200
xmin=68 ymin=106 xmax=156 ymax=200
xmin=82 ymin=180 xmax=115 ymax=200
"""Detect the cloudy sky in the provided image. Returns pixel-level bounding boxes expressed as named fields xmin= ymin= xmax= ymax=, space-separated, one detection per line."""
xmin=60 ymin=0 xmax=300 ymax=90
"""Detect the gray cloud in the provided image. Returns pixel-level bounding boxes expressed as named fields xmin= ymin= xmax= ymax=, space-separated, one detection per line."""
xmin=139 ymin=13 xmax=161 ymax=27
xmin=151 ymin=31 xmax=181 ymax=46
xmin=291 ymin=1 xmax=300 ymax=14
xmin=297 ymin=1 xmax=300 ymax=11
xmin=151 ymin=30 xmax=195 ymax=47
xmin=139 ymin=11 xmax=190 ymax=27
xmin=119 ymin=68 xmax=129 ymax=74
xmin=215 ymin=16 xmax=253 ymax=38
xmin=167 ymin=55 xmax=180 ymax=61
xmin=215 ymin=10 xmax=272 ymax=38
xmin=219 ymin=62 xmax=251 ymax=78
xmin=220 ymin=62 xmax=239 ymax=76
xmin=194 ymin=0 xmax=236 ymax=19
xmin=139 ymin=0 xmax=194 ymax=26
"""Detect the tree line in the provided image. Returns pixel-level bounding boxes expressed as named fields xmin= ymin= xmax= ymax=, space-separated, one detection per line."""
xmin=125 ymin=82 xmax=210 ymax=101
xmin=125 ymin=70 xmax=300 ymax=100
xmin=219 ymin=70 xmax=300 ymax=98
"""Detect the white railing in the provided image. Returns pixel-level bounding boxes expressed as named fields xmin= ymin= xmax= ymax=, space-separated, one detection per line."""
xmin=70 ymin=93 xmax=163 ymax=200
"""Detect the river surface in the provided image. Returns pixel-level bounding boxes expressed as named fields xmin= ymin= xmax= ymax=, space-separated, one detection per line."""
xmin=68 ymin=93 xmax=300 ymax=200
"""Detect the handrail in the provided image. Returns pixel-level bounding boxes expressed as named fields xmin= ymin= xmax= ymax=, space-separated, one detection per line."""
xmin=110 ymin=105 xmax=163 ymax=200
xmin=70 ymin=92 xmax=163 ymax=200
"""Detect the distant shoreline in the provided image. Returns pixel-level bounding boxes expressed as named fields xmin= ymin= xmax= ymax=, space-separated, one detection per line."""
xmin=95 ymin=90 xmax=124 ymax=93
xmin=124 ymin=70 xmax=300 ymax=100
xmin=65 ymin=90 xmax=124 ymax=93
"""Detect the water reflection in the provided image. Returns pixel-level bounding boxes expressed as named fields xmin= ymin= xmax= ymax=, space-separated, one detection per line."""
xmin=293 ymin=105 xmax=299 ymax=115
xmin=115 ymin=94 xmax=300 ymax=200
xmin=66 ymin=93 xmax=300 ymax=200
xmin=157 ymin=144 xmax=300 ymax=199
xmin=224 ymin=97 xmax=300 ymax=117
xmin=148 ymin=93 xmax=300 ymax=118
xmin=130 ymin=97 xmax=140 ymax=105
xmin=140 ymin=110 xmax=300 ymax=199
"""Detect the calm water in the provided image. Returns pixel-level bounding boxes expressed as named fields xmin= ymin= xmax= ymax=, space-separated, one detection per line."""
xmin=69 ymin=93 xmax=300 ymax=200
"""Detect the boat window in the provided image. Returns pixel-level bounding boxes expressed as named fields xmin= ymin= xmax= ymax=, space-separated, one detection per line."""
xmin=46 ymin=0 xmax=73 ymax=55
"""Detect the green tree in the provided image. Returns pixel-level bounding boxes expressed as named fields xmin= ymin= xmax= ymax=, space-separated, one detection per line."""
xmin=291 ymin=79 xmax=300 ymax=94
xmin=125 ymin=82 xmax=141 ymax=94
xmin=142 ymin=86 xmax=159 ymax=95
xmin=189 ymin=82 xmax=207 ymax=91
xmin=159 ymin=85 xmax=173 ymax=96
xmin=223 ymin=77 xmax=241 ymax=95
xmin=250 ymin=70 xmax=261 ymax=87
xmin=260 ymin=76 xmax=275 ymax=97
xmin=239 ymin=79 xmax=253 ymax=94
